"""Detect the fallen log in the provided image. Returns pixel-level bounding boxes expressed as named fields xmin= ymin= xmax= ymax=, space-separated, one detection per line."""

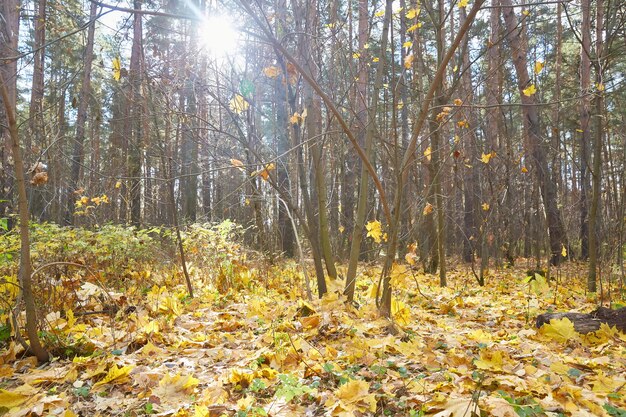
xmin=536 ymin=307 xmax=626 ymax=334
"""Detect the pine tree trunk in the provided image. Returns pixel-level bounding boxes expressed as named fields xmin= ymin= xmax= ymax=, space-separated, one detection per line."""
xmin=66 ymin=1 xmax=97 ymax=225
xmin=501 ymin=0 xmax=569 ymax=265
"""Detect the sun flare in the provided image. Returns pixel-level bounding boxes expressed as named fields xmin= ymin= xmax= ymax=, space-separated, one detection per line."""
xmin=197 ymin=16 xmax=238 ymax=58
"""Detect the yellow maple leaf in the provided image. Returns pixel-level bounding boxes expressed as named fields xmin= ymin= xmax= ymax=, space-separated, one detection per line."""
xmin=468 ymin=329 xmax=493 ymax=344
xmin=374 ymin=10 xmax=385 ymax=17
xmin=402 ymin=40 xmax=413 ymax=48
xmin=522 ymin=84 xmax=537 ymax=96
xmin=392 ymin=299 xmax=411 ymax=325
xmin=591 ymin=370 xmax=623 ymax=393
xmin=0 ymin=389 xmax=30 ymax=408
xmin=534 ymin=61 xmax=544 ymax=74
xmin=407 ymin=23 xmax=422 ymax=33
xmin=289 ymin=112 xmax=301 ymax=124
xmin=366 ymin=220 xmax=383 ymax=243
xmin=433 ymin=397 xmax=476 ymax=417
xmin=406 ymin=7 xmax=420 ymax=19
xmin=372 ymin=57 xmax=379 ymax=63
xmin=159 ymin=373 xmax=199 ymax=393
xmin=458 ymin=0 xmax=469 ymax=8
xmin=583 ymin=322 xmax=620 ymax=344
xmin=263 ymin=65 xmax=280 ymax=78
xmin=112 ymin=57 xmax=121 ymax=81
xmin=255 ymin=163 xmax=275 ymax=181
xmin=230 ymin=158 xmax=245 ymax=171
xmin=423 ymin=202 xmax=434 ymax=216
xmin=229 ymin=94 xmax=249 ymax=114
xmin=475 ymin=349 xmax=505 ymax=371
xmin=457 ymin=119 xmax=469 ymax=129
xmin=482 ymin=203 xmax=490 ymax=211
xmin=424 ymin=146 xmax=432 ymax=161
xmin=481 ymin=152 xmax=495 ymax=164
xmin=540 ymin=317 xmax=577 ymax=343
xmin=561 ymin=245 xmax=567 ymax=257
xmin=334 ymin=379 xmax=377 ymax=413
xmin=454 ymin=98 xmax=463 ymax=106
xmin=404 ymin=54 xmax=415 ymax=69
xmin=521 ymin=166 xmax=528 ymax=173
xmin=93 ymin=364 xmax=134 ymax=388
xmin=405 ymin=252 xmax=417 ymax=265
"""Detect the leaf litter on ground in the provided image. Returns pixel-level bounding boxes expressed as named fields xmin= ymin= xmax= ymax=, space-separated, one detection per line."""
xmin=1 ymin=258 xmax=625 ymax=417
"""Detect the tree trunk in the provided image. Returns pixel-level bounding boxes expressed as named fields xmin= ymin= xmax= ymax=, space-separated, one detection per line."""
xmin=501 ymin=0 xmax=568 ymax=265
xmin=432 ymin=0 xmax=447 ymax=287
xmin=345 ymin=0 xmax=393 ymax=302
xmin=28 ymin=0 xmax=47 ymax=221
xmin=579 ymin=0 xmax=592 ymax=261
xmin=65 ymin=0 xmax=98 ymax=225
xmin=128 ymin=0 xmax=144 ymax=227
xmin=1 ymin=73 xmax=49 ymax=363
xmin=588 ymin=0 xmax=605 ymax=292
xmin=0 ymin=0 xmax=20 ymax=222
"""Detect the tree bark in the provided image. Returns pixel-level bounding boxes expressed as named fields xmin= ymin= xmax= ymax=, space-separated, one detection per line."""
xmin=579 ymin=0 xmax=592 ymax=261
xmin=588 ymin=0 xmax=605 ymax=292
xmin=128 ymin=0 xmax=144 ymax=227
xmin=0 ymin=72 xmax=50 ymax=363
xmin=345 ymin=0 xmax=393 ymax=302
xmin=0 ymin=0 xmax=20 ymax=223
xmin=28 ymin=0 xmax=47 ymax=220
xmin=501 ymin=0 xmax=568 ymax=265
xmin=537 ymin=307 xmax=626 ymax=334
xmin=65 ymin=1 xmax=98 ymax=225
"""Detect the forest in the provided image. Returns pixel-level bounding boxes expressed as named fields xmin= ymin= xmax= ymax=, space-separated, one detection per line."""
xmin=1 ymin=0 xmax=625 ymax=415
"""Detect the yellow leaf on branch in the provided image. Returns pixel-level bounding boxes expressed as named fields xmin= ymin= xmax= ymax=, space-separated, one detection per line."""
xmin=112 ymin=57 xmax=121 ymax=81
xmin=522 ymin=84 xmax=537 ymax=97
xmin=404 ymin=54 xmax=415 ymax=69
xmin=424 ymin=146 xmax=432 ymax=161
xmin=406 ymin=7 xmax=420 ymax=19
xmin=366 ymin=220 xmax=383 ymax=243
xmin=263 ymin=65 xmax=280 ymax=78
xmin=407 ymin=23 xmax=422 ymax=33
xmin=229 ymin=94 xmax=249 ymax=114
xmin=481 ymin=151 xmax=496 ymax=164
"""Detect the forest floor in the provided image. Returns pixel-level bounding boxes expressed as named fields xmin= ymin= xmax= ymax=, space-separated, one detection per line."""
xmin=1 ymin=258 xmax=625 ymax=417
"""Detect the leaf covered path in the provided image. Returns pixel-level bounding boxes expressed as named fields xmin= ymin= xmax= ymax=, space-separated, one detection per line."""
xmin=1 ymin=263 xmax=625 ymax=416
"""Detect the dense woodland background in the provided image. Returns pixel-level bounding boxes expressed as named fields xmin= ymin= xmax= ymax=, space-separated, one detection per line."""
xmin=1 ymin=0 xmax=625 ymax=307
